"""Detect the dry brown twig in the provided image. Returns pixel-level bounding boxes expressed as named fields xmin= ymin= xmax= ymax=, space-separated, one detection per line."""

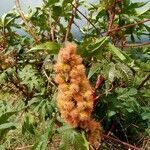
xmin=102 ymin=134 xmax=141 ymax=150
xmin=71 ymin=3 xmax=102 ymax=36
xmin=138 ymin=74 xmax=150 ymax=90
xmin=123 ymin=41 xmax=150 ymax=48
xmin=107 ymin=0 xmax=117 ymax=33
xmin=64 ymin=0 xmax=78 ymax=42
xmin=15 ymin=0 xmax=40 ymax=43
xmin=108 ymin=19 xmax=150 ymax=33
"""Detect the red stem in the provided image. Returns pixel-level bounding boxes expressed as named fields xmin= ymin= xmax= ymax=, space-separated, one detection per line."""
xmin=108 ymin=19 xmax=150 ymax=33
xmin=102 ymin=134 xmax=141 ymax=150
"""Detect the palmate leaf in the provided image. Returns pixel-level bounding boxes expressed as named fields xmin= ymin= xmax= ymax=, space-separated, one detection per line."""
xmin=88 ymin=63 xmax=101 ymax=79
xmin=22 ymin=114 xmax=35 ymax=135
xmin=0 ymin=122 xmax=16 ymax=140
xmin=0 ymin=111 xmax=17 ymax=140
xmin=0 ymin=111 xmax=17 ymax=125
xmin=78 ymin=37 xmax=109 ymax=57
xmin=107 ymin=43 xmax=127 ymax=61
xmin=89 ymin=36 xmax=109 ymax=53
xmin=130 ymin=2 xmax=149 ymax=8
xmin=58 ymin=126 xmax=89 ymax=150
xmin=0 ymin=122 xmax=16 ymax=130
xmin=108 ymin=62 xmax=133 ymax=84
xmin=0 ymin=12 xmax=18 ymax=28
xmin=32 ymin=118 xmax=55 ymax=150
xmin=106 ymin=43 xmax=150 ymax=72
xmin=134 ymin=60 xmax=150 ymax=71
xmin=18 ymin=65 xmax=45 ymax=91
xmin=116 ymin=63 xmax=133 ymax=84
xmin=28 ymin=41 xmax=61 ymax=54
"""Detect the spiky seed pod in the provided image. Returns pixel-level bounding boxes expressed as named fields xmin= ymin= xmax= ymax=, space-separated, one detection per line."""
xmin=0 ymin=54 xmax=15 ymax=70
xmin=54 ymin=42 xmax=101 ymax=145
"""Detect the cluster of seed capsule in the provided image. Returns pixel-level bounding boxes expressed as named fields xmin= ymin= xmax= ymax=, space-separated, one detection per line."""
xmin=54 ymin=42 xmax=101 ymax=144
xmin=0 ymin=53 xmax=15 ymax=70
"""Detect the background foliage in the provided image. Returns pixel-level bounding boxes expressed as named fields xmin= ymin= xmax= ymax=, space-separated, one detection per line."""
xmin=0 ymin=0 xmax=150 ymax=149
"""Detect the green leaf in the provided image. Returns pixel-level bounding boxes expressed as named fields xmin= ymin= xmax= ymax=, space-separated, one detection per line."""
xmin=108 ymin=63 xmax=116 ymax=82
xmin=89 ymin=37 xmax=109 ymax=53
xmin=0 ymin=111 xmax=17 ymax=125
xmin=137 ymin=7 xmax=150 ymax=16
xmin=22 ymin=114 xmax=35 ymax=135
xmin=141 ymin=112 xmax=150 ymax=121
xmin=130 ymin=2 xmax=148 ymax=8
xmin=134 ymin=60 xmax=150 ymax=71
xmin=88 ymin=63 xmax=100 ymax=79
xmin=0 ymin=122 xmax=16 ymax=130
xmin=128 ymin=88 xmax=137 ymax=96
xmin=32 ymin=118 xmax=55 ymax=150
xmin=116 ymin=63 xmax=133 ymax=84
xmin=0 ymin=72 xmax=7 ymax=83
xmin=74 ymin=132 xmax=89 ymax=150
xmin=44 ymin=0 xmax=59 ymax=6
xmin=28 ymin=42 xmax=61 ymax=54
xmin=108 ymin=110 xmax=116 ymax=117
xmin=59 ymin=126 xmax=89 ymax=150
xmin=78 ymin=37 xmax=109 ymax=57
xmin=0 ymin=122 xmax=16 ymax=139
xmin=18 ymin=65 xmax=45 ymax=91
xmin=52 ymin=6 xmax=62 ymax=18
xmin=62 ymin=0 xmax=74 ymax=7
xmin=107 ymin=43 xmax=127 ymax=61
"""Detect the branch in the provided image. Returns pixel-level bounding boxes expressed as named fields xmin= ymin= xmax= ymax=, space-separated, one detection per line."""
xmin=71 ymin=4 xmax=102 ymax=36
xmin=73 ymin=21 xmax=85 ymax=34
xmin=123 ymin=41 xmax=150 ymax=48
xmin=13 ymin=145 xmax=33 ymax=150
xmin=92 ymin=75 xmax=105 ymax=102
xmin=138 ymin=74 xmax=150 ymax=90
xmin=102 ymin=134 xmax=141 ymax=150
xmin=108 ymin=19 xmax=150 ymax=33
xmin=95 ymin=75 xmax=105 ymax=90
xmin=15 ymin=0 xmax=40 ymax=43
xmin=63 ymin=0 xmax=78 ymax=42
xmin=107 ymin=0 xmax=117 ymax=33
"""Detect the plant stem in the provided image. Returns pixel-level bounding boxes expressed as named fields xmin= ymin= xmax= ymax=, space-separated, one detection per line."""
xmin=15 ymin=0 xmax=40 ymax=43
xmin=71 ymin=3 xmax=101 ymax=35
xmin=108 ymin=19 xmax=150 ymax=33
xmin=138 ymin=74 xmax=150 ymax=90
xmin=64 ymin=0 xmax=78 ymax=42
xmin=107 ymin=0 xmax=117 ymax=34
xmin=122 ymin=41 xmax=150 ymax=48
xmin=102 ymin=134 xmax=141 ymax=150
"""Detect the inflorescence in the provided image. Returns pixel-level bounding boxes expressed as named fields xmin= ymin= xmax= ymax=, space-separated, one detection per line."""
xmin=54 ymin=42 xmax=101 ymax=145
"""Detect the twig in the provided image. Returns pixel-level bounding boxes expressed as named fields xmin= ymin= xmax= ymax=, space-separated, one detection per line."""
xmin=107 ymin=123 xmax=116 ymax=136
xmin=93 ymin=93 xmax=105 ymax=102
xmin=15 ymin=0 xmax=40 ymax=43
xmin=73 ymin=21 xmax=85 ymax=34
xmin=102 ymin=134 xmax=141 ymax=150
xmin=107 ymin=0 xmax=117 ymax=33
xmin=92 ymin=75 xmax=105 ymax=102
xmin=71 ymin=3 xmax=101 ymax=35
xmin=5 ymin=72 xmax=27 ymax=97
xmin=123 ymin=41 xmax=150 ymax=48
xmin=93 ymin=81 xmax=116 ymax=102
xmin=64 ymin=0 xmax=78 ymax=42
xmin=95 ymin=75 xmax=105 ymax=90
xmin=108 ymin=19 xmax=150 ymax=33
xmin=138 ymin=74 xmax=150 ymax=90
xmin=8 ymin=145 xmax=33 ymax=150
xmin=43 ymin=69 xmax=56 ymax=86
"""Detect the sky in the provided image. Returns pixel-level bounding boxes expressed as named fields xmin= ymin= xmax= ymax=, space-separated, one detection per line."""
xmin=0 ymin=0 xmax=149 ymax=16
xmin=0 ymin=0 xmax=149 ymax=40
xmin=0 ymin=0 xmax=42 ymax=15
